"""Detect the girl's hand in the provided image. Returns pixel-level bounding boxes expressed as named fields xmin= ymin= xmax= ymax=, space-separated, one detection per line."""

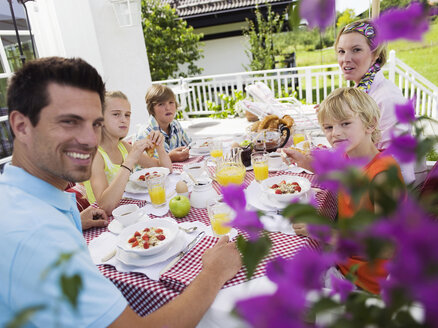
xmin=129 ymin=138 xmax=154 ymax=163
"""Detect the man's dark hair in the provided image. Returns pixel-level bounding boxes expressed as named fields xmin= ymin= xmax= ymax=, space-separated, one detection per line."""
xmin=7 ymin=57 xmax=106 ymax=134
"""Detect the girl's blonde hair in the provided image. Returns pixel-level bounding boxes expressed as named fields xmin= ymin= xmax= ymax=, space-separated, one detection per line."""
xmin=318 ymin=87 xmax=381 ymax=143
xmin=104 ymin=91 xmax=129 ymax=112
xmin=335 ymin=19 xmax=387 ymax=67
xmin=145 ymin=84 xmax=178 ymax=116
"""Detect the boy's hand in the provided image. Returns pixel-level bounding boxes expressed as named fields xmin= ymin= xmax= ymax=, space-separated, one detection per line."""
xmin=281 ymin=148 xmax=313 ymax=171
xmin=169 ymin=146 xmax=190 ymax=162
xmin=292 ymin=223 xmax=309 ymax=236
xmin=81 ymin=207 xmax=108 ymax=230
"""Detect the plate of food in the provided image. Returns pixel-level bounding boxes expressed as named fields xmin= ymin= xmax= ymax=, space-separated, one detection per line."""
xmin=261 ymin=175 xmax=311 ymax=204
xmin=130 ymin=167 xmax=170 ymax=188
xmin=116 ymin=219 xmax=179 ymax=256
xmin=190 ymin=139 xmax=210 ymax=155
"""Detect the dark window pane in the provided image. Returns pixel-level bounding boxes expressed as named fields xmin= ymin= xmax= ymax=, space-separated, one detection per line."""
xmin=0 ymin=1 xmax=29 ymax=31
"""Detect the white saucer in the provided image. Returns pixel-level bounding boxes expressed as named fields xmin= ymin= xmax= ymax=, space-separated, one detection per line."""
xmin=115 ymin=231 xmax=186 ymax=267
xmin=125 ymin=180 xmax=148 ymax=194
xmin=269 ymin=163 xmax=289 ymax=172
xmin=107 ymin=215 xmax=150 ymax=235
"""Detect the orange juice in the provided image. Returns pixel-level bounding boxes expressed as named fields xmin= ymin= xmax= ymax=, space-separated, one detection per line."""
xmin=149 ymin=186 xmax=166 ymax=206
xmin=253 ymin=162 xmax=269 ymax=182
xmin=216 ymin=165 xmax=246 ymax=186
xmin=210 ymin=149 xmax=223 ymax=158
xmin=211 ymin=213 xmax=232 ymax=235
xmin=293 ymin=133 xmax=305 ymax=146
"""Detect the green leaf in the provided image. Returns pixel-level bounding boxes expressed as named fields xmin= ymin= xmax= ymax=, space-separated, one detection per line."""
xmin=6 ymin=305 xmax=46 ymax=328
xmin=236 ymin=234 xmax=272 ymax=280
xmin=60 ymin=274 xmax=83 ymax=311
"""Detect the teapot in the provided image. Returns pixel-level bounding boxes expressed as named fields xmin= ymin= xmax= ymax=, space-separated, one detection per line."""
xmin=250 ymin=125 xmax=290 ymax=153
xmin=207 ymin=148 xmax=246 ymax=186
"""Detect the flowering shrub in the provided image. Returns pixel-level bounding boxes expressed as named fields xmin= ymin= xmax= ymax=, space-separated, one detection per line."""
xmin=221 ymin=2 xmax=438 ymax=327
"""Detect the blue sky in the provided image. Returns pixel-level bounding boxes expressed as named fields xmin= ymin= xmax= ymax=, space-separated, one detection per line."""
xmin=336 ymin=0 xmax=371 ymax=15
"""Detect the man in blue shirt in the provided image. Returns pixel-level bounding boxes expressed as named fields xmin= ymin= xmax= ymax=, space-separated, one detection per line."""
xmin=0 ymin=57 xmax=241 ymax=327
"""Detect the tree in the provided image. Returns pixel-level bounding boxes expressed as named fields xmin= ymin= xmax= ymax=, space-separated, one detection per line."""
xmin=141 ymin=0 xmax=204 ymax=81
xmin=337 ymin=9 xmax=356 ymax=29
xmin=243 ymin=5 xmax=285 ymax=71
xmin=380 ymin=0 xmax=414 ymax=11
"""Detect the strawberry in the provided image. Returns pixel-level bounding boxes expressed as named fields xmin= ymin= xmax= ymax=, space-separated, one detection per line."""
xmin=139 ymin=175 xmax=145 ymax=181
xmin=275 ymin=189 xmax=282 ymax=194
xmin=155 ymin=228 xmax=163 ymax=233
xmin=143 ymin=228 xmax=150 ymax=232
xmin=134 ymin=231 xmax=141 ymax=237
xmin=271 ymin=184 xmax=279 ymax=189
xmin=143 ymin=243 xmax=150 ymax=249
xmin=157 ymin=234 xmax=166 ymax=241
xmin=142 ymin=235 xmax=149 ymax=241
xmin=291 ymin=182 xmax=299 ymax=186
xmin=295 ymin=186 xmax=302 ymax=192
xmin=128 ymin=237 xmax=137 ymax=243
xmin=132 ymin=240 xmax=139 ymax=247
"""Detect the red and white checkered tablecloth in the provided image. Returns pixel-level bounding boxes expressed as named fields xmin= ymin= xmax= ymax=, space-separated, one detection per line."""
xmin=83 ymin=158 xmax=336 ymax=316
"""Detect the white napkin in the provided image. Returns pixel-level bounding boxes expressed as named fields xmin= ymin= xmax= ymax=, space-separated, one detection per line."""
xmin=88 ymin=219 xmax=211 ymax=280
xmin=285 ymin=165 xmax=314 ymax=174
xmin=260 ymin=214 xmax=296 ymax=235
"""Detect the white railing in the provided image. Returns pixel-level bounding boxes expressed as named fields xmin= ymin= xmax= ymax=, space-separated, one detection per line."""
xmin=154 ymin=50 xmax=438 ymax=119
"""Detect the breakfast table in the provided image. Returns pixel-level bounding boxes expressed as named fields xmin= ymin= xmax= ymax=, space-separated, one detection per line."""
xmin=83 ymin=151 xmax=337 ymax=326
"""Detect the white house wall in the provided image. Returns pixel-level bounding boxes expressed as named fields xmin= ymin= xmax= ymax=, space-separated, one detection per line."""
xmin=197 ymin=35 xmax=250 ymax=75
xmin=26 ymin=0 xmax=151 ymax=134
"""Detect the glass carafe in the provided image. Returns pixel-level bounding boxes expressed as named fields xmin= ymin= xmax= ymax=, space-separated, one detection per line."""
xmin=207 ymin=148 xmax=246 ymax=186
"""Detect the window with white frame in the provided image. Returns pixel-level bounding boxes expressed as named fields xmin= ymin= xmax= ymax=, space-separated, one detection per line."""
xmin=0 ymin=0 xmax=37 ymax=169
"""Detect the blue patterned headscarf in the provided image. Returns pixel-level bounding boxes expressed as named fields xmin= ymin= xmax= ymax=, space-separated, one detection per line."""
xmin=343 ymin=22 xmax=381 ymax=94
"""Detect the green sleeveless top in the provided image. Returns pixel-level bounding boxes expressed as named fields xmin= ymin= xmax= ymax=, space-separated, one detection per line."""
xmin=83 ymin=142 xmax=129 ymax=204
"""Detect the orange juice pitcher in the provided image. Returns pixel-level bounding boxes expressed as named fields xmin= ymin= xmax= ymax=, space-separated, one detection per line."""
xmin=207 ymin=148 xmax=246 ymax=186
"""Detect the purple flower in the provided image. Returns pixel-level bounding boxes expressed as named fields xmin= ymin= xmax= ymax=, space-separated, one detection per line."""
xmin=373 ymin=2 xmax=429 ymax=44
xmin=385 ymin=133 xmax=417 ymax=163
xmin=311 ymin=146 xmax=366 ymax=192
xmin=395 ymin=97 xmax=416 ymax=123
xmin=308 ymin=224 xmax=332 ymax=244
xmin=330 ymin=274 xmax=355 ymax=302
xmin=221 ymin=184 xmax=246 ymax=210
xmin=236 ymin=294 xmax=306 ymax=328
xmin=230 ymin=208 xmax=264 ymax=240
xmin=299 ymin=0 xmax=335 ymax=31
xmin=371 ymin=197 xmax=438 ymax=325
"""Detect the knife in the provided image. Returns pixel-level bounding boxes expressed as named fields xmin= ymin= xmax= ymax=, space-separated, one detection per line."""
xmin=160 ymin=231 xmax=205 ymax=275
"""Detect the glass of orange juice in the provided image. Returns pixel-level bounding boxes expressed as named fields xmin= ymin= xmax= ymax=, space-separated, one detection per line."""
xmin=207 ymin=200 xmax=234 ymax=236
xmin=251 ymin=151 xmax=269 ymax=183
xmin=147 ymin=175 xmax=166 ymax=207
xmin=209 ymin=140 xmax=223 ymax=159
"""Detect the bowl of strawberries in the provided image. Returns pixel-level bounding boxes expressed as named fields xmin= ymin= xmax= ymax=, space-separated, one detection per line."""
xmin=261 ymin=175 xmax=311 ymax=204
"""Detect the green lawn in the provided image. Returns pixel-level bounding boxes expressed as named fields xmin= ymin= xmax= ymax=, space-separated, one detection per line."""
xmin=292 ymin=21 xmax=438 ymax=86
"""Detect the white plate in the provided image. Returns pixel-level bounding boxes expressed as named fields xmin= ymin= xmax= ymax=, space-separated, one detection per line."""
xmin=108 ymin=215 xmax=150 ymax=235
xmin=190 ymin=139 xmax=210 ymax=154
xmin=116 ymin=219 xmax=179 ymax=256
xmin=116 ymin=231 xmax=186 ymax=267
xmin=261 ymin=175 xmax=311 ymax=204
xmin=269 ymin=163 xmax=289 ymax=172
xmin=129 ymin=167 xmax=171 ymax=188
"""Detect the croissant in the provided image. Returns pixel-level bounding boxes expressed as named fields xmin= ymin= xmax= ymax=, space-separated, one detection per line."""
xmin=251 ymin=121 xmax=261 ymax=132
xmin=267 ymin=118 xmax=280 ymax=130
xmin=258 ymin=114 xmax=279 ymax=131
xmin=280 ymin=115 xmax=294 ymax=129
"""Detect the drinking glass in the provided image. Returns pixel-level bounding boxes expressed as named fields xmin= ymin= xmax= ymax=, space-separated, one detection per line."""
xmin=251 ymin=151 xmax=269 ymax=183
xmin=209 ymin=140 xmax=223 ymax=159
xmin=147 ymin=175 xmax=166 ymax=207
xmin=207 ymin=199 xmax=234 ymax=236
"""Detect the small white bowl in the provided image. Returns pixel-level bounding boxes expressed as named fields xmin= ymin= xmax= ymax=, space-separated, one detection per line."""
xmin=261 ymin=175 xmax=311 ymax=204
xmin=112 ymin=204 xmax=144 ymax=227
xmin=116 ymin=219 xmax=179 ymax=257
xmin=130 ymin=167 xmax=170 ymax=188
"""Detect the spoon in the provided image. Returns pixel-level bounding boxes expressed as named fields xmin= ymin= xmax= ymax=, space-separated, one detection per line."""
xmin=185 ymin=171 xmax=199 ymax=185
xmin=179 ymin=226 xmax=198 ymax=233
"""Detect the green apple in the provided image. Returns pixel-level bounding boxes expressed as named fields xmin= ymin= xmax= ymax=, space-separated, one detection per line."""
xmin=169 ymin=195 xmax=191 ymax=218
